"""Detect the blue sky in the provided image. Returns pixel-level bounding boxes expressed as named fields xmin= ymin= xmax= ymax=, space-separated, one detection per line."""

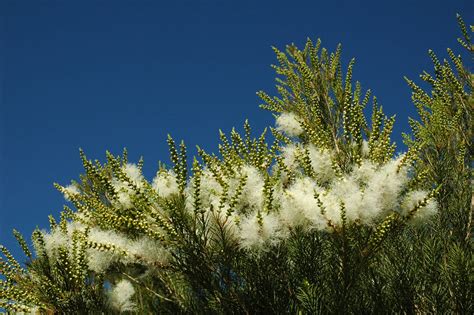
xmin=0 ymin=0 xmax=472 ymax=259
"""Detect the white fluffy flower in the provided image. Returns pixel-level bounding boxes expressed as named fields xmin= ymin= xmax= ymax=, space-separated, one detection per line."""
xmin=128 ymin=236 xmax=170 ymax=265
xmin=319 ymin=191 xmax=343 ymax=226
xmin=329 ymin=177 xmax=364 ymax=222
xmin=124 ymin=163 xmax=144 ymax=189
xmin=239 ymin=212 xmax=282 ymax=249
xmin=359 ymin=157 xmax=409 ymax=222
xmin=281 ymin=143 xmax=300 ymax=169
xmin=239 ymin=165 xmax=265 ymax=210
xmin=276 ymin=112 xmax=304 ymax=137
xmin=352 ymin=160 xmax=377 ymax=184
xmin=111 ymin=178 xmax=133 ymax=209
xmin=361 ymin=140 xmax=370 ymax=157
xmin=109 ymin=163 xmax=144 ymax=209
xmin=152 ymin=169 xmax=179 ymax=198
xmin=86 ymin=249 xmax=115 ymax=274
xmin=59 ymin=142 xmax=431 ymax=256
xmin=200 ymin=169 xmax=225 ymax=209
xmin=86 ymin=229 xmax=131 ymax=273
xmin=260 ymin=213 xmax=284 ymax=243
xmin=43 ymin=229 xmax=69 ymax=259
xmin=401 ymin=190 xmax=438 ymax=221
xmin=280 ymin=177 xmax=326 ymax=230
xmin=184 ymin=169 xmax=226 ymax=215
xmin=307 ymin=144 xmax=335 ymax=183
xmin=108 ymin=279 xmax=136 ymax=312
xmin=86 ymin=228 xmax=170 ymax=273
xmin=42 ymin=221 xmax=87 ymax=260
xmin=63 ymin=184 xmax=80 ymax=201
xmin=274 ymin=143 xmax=303 ymax=183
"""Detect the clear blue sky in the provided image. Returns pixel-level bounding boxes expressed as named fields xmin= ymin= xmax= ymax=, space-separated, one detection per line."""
xmin=0 ymin=0 xmax=472 ymax=260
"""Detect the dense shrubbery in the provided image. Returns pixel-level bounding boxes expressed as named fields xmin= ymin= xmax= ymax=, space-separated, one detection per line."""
xmin=1 ymin=15 xmax=472 ymax=314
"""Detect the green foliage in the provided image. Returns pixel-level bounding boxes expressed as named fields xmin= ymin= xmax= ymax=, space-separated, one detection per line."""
xmin=1 ymin=15 xmax=472 ymax=314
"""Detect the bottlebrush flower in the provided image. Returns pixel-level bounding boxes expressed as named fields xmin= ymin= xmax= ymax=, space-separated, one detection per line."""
xmin=276 ymin=112 xmax=304 ymax=137
xmin=107 ymin=280 xmax=136 ymax=312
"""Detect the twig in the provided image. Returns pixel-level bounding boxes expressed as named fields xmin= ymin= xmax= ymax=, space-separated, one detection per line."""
xmin=121 ymin=271 xmax=173 ymax=302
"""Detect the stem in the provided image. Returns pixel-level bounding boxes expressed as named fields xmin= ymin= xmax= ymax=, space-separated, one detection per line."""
xmin=121 ymin=271 xmax=173 ymax=303
xmin=465 ymin=194 xmax=473 ymax=242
